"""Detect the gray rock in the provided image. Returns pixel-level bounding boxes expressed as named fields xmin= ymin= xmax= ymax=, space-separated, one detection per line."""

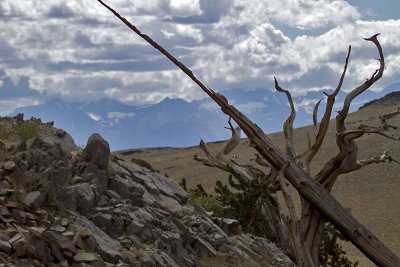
xmin=26 ymin=136 xmax=45 ymax=150
xmin=22 ymin=191 xmax=42 ymax=207
xmin=106 ymin=190 xmax=121 ymax=200
xmin=91 ymin=213 xmax=112 ymax=231
xmin=218 ymin=218 xmax=241 ymax=235
xmin=117 ymin=160 xmax=188 ymax=203
xmin=13 ymin=238 xmax=27 ymax=257
xmin=192 ymin=236 xmax=217 ymax=257
xmin=109 ymin=161 xmax=131 ymax=178
xmin=69 ymin=213 xmax=123 ymax=263
xmin=108 ymin=176 xmax=131 ymax=199
xmin=63 ymin=183 xmax=95 ymax=214
xmin=231 ymin=234 xmax=296 ymax=267
xmin=82 ymin=134 xmax=110 ymax=170
xmin=0 ymin=240 xmax=11 ymax=254
xmin=42 ymin=230 xmax=77 ymax=254
xmin=43 ymin=162 xmax=73 ymax=205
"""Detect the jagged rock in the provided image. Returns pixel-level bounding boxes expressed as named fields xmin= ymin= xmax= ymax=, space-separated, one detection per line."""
xmin=130 ymin=157 xmax=155 ymax=172
xmin=69 ymin=213 xmax=123 ymax=263
xmin=231 ymin=234 xmax=296 ymax=267
xmin=82 ymin=134 xmax=110 ymax=170
xmin=91 ymin=213 xmax=112 ymax=231
xmin=0 ymin=115 xmax=297 ymax=267
xmin=214 ymin=217 xmax=241 ymax=235
xmin=117 ymin=160 xmax=189 ymax=204
xmin=63 ymin=183 xmax=95 ymax=214
xmin=14 ymin=113 xmax=24 ymax=122
xmin=42 ymin=230 xmax=77 ymax=254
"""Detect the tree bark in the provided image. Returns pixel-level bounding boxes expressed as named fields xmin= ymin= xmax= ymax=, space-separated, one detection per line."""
xmin=97 ymin=1 xmax=400 ymax=265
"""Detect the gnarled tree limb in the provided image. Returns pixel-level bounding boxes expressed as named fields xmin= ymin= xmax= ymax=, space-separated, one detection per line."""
xmin=97 ymin=2 xmax=400 ymax=266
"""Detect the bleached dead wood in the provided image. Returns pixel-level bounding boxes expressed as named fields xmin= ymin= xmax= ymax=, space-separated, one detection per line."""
xmin=97 ymin=1 xmax=400 ymax=266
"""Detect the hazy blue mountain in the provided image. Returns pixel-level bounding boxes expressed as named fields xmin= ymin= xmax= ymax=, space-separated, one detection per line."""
xmin=9 ymin=83 xmax=399 ymax=151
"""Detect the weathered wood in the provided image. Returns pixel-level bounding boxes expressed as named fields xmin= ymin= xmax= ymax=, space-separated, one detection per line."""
xmin=210 ymin=92 xmax=400 ymax=267
xmin=97 ymin=1 xmax=400 ymax=265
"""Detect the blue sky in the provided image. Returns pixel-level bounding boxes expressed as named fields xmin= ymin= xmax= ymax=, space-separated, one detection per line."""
xmin=0 ymin=0 xmax=399 ymax=115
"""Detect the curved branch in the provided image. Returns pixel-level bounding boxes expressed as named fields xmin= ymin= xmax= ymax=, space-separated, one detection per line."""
xmin=336 ymin=34 xmax=384 ymax=134
xmin=275 ymin=77 xmax=297 ymax=160
xmin=312 ymin=99 xmax=322 ymax=137
xmin=217 ymin=117 xmax=241 ymax=160
xmin=306 ymin=46 xmax=351 ymax=162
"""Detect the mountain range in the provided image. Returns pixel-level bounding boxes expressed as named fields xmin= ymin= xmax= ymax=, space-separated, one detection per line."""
xmin=10 ymin=83 xmax=400 ymax=151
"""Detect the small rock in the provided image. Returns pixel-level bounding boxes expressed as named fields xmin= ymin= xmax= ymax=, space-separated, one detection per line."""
xmin=72 ymin=232 xmax=85 ymax=250
xmin=22 ymin=191 xmax=42 ymax=207
xmin=74 ymin=251 xmax=98 ymax=262
xmin=43 ymin=231 xmax=77 ymax=254
xmin=61 ymin=218 xmax=69 ymax=227
xmin=11 ymin=209 xmax=26 ymax=220
xmin=50 ymin=225 xmax=66 ymax=232
xmin=8 ymin=233 xmax=24 ymax=245
xmin=91 ymin=213 xmax=112 ymax=230
xmin=79 ymin=229 xmax=92 ymax=239
xmin=13 ymin=238 xmax=27 ymax=257
xmin=106 ymin=190 xmax=121 ymax=200
xmin=0 ymin=240 xmax=11 ymax=254
xmin=0 ymin=205 xmax=11 ymax=217
xmin=113 ymin=208 xmax=121 ymax=214
xmin=2 ymin=161 xmax=16 ymax=171
xmin=62 ymin=231 xmax=75 ymax=238
xmin=5 ymin=201 xmax=21 ymax=209
xmin=25 ymin=212 xmax=37 ymax=220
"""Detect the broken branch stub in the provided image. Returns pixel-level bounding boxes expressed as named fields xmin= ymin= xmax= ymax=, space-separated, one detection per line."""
xmin=97 ymin=1 xmax=400 ymax=266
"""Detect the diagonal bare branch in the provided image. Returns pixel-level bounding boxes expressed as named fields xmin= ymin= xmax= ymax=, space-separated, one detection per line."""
xmin=357 ymin=151 xmax=400 ymax=167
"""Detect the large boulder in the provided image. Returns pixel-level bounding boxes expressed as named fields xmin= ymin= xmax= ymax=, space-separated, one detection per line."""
xmin=82 ymin=134 xmax=110 ymax=170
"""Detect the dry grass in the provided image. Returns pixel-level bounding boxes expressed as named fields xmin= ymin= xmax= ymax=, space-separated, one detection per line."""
xmin=115 ymin=103 xmax=400 ymax=266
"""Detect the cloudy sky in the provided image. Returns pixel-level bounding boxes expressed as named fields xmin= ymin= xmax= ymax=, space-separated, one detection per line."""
xmin=0 ymin=0 xmax=399 ymax=115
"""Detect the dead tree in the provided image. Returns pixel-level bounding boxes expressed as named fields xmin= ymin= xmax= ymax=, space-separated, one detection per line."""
xmin=97 ymin=1 xmax=400 ymax=266
xmin=193 ymin=118 xmax=293 ymax=255
xmin=271 ymin=35 xmax=400 ymax=266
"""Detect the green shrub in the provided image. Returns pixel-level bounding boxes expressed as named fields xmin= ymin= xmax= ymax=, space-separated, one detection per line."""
xmin=182 ymin=172 xmax=357 ymax=266
xmin=320 ymin=223 xmax=359 ymax=267
xmin=214 ymin=169 xmax=278 ymax=238
xmin=0 ymin=124 xmax=14 ymax=140
xmin=180 ymin=178 xmax=224 ymax=214
xmin=15 ymin=120 xmax=40 ymax=140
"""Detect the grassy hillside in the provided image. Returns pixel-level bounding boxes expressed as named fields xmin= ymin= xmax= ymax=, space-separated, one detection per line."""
xmin=115 ymin=102 xmax=400 ymax=266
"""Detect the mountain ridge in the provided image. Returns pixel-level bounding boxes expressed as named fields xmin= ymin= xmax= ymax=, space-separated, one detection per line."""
xmin=9 ymin=83 xmax=400 ymax=150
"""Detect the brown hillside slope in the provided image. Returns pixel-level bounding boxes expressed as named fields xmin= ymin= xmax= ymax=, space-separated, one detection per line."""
xmin=116 ymin=101 xmax=400 ymax=266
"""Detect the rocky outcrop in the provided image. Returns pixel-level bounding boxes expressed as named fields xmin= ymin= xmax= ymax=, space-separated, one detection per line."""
xmin=359 ymin=91 xmax=400 ymax=109
xmin=0 ymin=114 xmax=295 ymax=266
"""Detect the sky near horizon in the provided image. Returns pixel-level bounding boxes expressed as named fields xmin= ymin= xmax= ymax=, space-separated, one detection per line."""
xmin=0 ymin=0 xmax=399 ymax=115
